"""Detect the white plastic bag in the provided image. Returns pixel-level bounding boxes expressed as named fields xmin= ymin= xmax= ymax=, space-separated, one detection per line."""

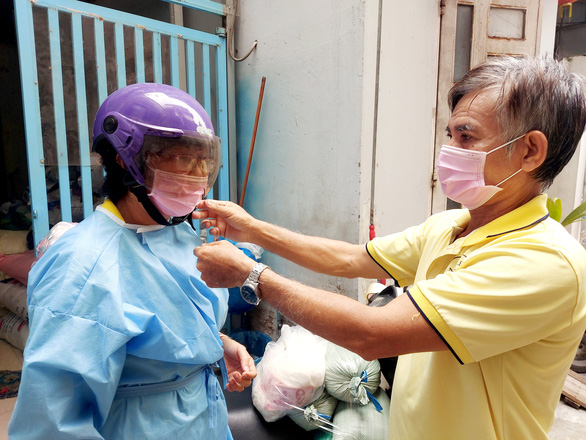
xmin=252 ymin=325 xmax=328 ymax=422
xmin=33 ymin=221 xmax=77 ymax=266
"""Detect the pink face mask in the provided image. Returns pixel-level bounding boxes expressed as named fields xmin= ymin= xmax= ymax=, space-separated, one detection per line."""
xmin=436 ymin=134 xmax=525 ymax=210
xmin=146 ymin=166 xmax=208 ymax=218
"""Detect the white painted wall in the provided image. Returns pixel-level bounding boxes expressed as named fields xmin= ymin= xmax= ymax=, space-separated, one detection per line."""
xmin=234 ymin=1 xmax=368 ymax=299
xmin=371 ymin=1 xmax=441 ymax=238
xmin=234 ymin=0 xmax=441 ymax=303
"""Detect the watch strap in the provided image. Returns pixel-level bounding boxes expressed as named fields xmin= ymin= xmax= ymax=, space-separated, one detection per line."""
xmin=247 ymin=263 xmax=269 ymax=285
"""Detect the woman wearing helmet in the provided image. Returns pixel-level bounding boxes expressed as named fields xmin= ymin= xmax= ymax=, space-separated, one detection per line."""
xmin=9 ymin=83 xmax=255 ymax=439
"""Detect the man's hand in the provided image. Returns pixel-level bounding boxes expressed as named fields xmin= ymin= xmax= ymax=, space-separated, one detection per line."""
xmin=193 ymin=200 xmax=257 ymax=242
xmin=220 ymin=333 xmax=257 ymax=392
xmin=194 ymin=240 xmax=256 ymax=288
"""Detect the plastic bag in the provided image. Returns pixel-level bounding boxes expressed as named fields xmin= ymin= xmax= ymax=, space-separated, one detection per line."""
xmin=252 ymin=324 xmax=327 ymax=422
xmin=331 ymin=387 xmax=390 ymax=440
xmin=324 ymin=342 xmax=381 ymax=407
xmin=288 ymin=389 xmax=339 ymax=431
xmin=33 ymin=221 xmax=77 ymax=266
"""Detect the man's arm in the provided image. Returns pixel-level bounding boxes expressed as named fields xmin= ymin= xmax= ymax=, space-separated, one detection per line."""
xmin=195 ymin=240 xmax=446 ymax=360
xmin=193 ymin=200 xmax=388 ymax=279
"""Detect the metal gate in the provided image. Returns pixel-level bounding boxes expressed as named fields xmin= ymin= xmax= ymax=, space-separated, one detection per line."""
xmin=13 ymin=0 xmax=230 ymax=246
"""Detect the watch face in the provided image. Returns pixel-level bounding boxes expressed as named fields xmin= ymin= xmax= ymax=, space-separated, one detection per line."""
xmin=241 ymin=283 xmax=260 ymax=305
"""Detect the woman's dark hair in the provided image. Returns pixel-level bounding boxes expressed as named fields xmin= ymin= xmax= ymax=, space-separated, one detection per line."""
xmin=93 ymin=137 xmax=130 ymax=204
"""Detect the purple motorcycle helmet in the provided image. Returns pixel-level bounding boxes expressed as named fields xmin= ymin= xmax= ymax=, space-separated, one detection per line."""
xmin=92 ymin=83 xmax=220 ymax=192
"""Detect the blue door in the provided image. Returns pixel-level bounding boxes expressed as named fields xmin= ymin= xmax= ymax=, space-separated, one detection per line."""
xmin=13 ymin=0 xmax=230 ymax=246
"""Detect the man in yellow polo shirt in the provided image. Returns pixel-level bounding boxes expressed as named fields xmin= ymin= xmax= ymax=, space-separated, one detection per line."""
xmin=193 ymin=56 xmax=586 ymax=439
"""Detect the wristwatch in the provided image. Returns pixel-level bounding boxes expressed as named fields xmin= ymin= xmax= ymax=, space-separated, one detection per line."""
xmin=240 ymin=263 xmax=270 ymax=305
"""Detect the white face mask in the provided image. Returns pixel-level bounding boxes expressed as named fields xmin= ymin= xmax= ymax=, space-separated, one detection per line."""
xmin=146 ymin=166 xmax=208 ymax=218
xmin=436 ymin=134 xmax=525 ymax=210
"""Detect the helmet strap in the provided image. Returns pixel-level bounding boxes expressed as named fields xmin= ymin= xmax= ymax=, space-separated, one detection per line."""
xmin=123 ymin=172 xmax=190 ymax=226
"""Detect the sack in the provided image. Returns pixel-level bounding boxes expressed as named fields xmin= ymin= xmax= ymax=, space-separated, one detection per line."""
xmin=0 ymin=281 xmax=28 ymax=322
xmin=324 ymin=342 xmax=381 ymax=407
xmin=288 ymin=389 xmax=339 ymax=431
xmin=331 ymin=387 xmax=390 ymax=440
xmin=0 ymin=308 xmax=29 ymax=350
xmin=252 ymin=325 xmax=327 ymax=422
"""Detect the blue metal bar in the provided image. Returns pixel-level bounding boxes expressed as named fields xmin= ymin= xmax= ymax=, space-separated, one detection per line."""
xmin=186 ymin=40 xmax=196 ymax=99
xmin=72 ymin=13 xmax=94 ymax=220
xmin=162 ymin=0 xmax=225 ymax=16
xmin=170 ymin=35 xmax=180 ymax=88
xmin=13 ymin=0 xmax=50 ymax=245
xmin=115 ymin=22 xmax=127 ymax=89
xmin=202 ymin=44 xmax=212 ymax=117
xmin=94 ymin=18 xmax=108 ymax=104
xmin=215 ymin=41 xmax=230 ymax=202
xmin=48 ymin=7 xmax=73 ymax=222
xmin=15 ymin=0 xmax=231 ymax=246
xmin=153 ymin=32 xmax=163 ymax=84
xmin=134 ymin=27 xmax=145 ymax=83
xmin=33 ymin=0 xmax=223 ymax=46
xmin=202 ymin=44 xmax=213 ymax=200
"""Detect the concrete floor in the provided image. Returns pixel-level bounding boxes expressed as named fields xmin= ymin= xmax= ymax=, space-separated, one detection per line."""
xmin=1 ymin=339 xmax=586 ymax=438
xmin=549 ymin=399 xmax=586 ymax=439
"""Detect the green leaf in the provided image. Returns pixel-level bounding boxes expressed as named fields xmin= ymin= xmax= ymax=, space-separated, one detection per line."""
xmin=547 ymin=197 xmax=563 ymax=223
xmin=561 ymin=200 xmax=586 ymax=226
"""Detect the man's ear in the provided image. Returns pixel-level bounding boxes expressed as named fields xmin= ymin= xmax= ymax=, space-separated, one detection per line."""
xmin=521 ymin=130 xmax=548 ymax=173
xmin=115 ymin=154 xmax=127 ymax=170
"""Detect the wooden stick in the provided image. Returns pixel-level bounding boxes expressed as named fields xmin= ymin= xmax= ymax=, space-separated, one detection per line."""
xmin=239 ymin=76 xmax=266 ymax=206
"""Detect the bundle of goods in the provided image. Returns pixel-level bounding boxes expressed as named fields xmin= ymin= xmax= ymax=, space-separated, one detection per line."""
xmin=252 ymin=324 xmax=328 ymax=422
xmin=324 ymin=342 xmax=381 ymax=408
xmin=0 ymin=222 xmax=77 ymax=351
xmin=253 ymin=324 xmax=390 ymax=439
xmin=287 ymin=389 xmax=338 ymax=431
xmin=0 ymin=306 xmax=28 ymax=351
xmin=330 ymin=387 xmax=390 ymax=440
xmin=0 ymin=281 xmax=27 ymax=323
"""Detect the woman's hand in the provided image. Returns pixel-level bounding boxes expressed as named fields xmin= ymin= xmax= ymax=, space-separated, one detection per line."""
xmin=221 ymin=333 xmax=257 ymax=392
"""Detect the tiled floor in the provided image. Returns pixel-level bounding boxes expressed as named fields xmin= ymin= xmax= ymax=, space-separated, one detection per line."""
xmin=0 ymin=340 xmax=585 ymax=439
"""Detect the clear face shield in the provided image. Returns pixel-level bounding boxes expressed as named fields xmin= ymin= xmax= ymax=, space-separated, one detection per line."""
xmin=137 ymin=133 xmax=221 ymax=218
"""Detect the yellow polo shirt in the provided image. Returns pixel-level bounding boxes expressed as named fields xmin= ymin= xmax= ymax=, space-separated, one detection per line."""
xmin=367 ymin=194 xmax=586 ymax=440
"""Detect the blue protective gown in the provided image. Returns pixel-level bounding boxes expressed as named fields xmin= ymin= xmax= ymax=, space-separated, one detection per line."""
xmin=8 ymin=202 xmax=233 ymax=439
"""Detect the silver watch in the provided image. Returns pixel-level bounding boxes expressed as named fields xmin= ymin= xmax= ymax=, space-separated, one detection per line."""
xmin=240 ymin=263 xmax=269 ymax=305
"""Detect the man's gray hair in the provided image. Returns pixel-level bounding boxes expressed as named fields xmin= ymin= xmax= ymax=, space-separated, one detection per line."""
xmin=448 ymin=56 xmax=586 ymax=188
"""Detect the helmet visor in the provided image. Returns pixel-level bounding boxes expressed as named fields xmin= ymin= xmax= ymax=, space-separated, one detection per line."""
xmin=138 ymin=133 xmax=221 ymax=194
